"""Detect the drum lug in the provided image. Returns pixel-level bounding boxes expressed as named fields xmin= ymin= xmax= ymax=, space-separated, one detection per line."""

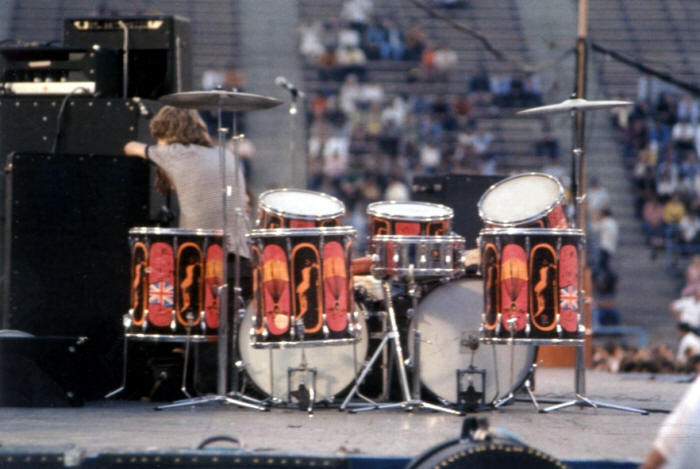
xmin=200 ymin=310 xmax=206 ymax=332
xmin=142 ymin=309 xmax=149 ymax=331
xmin=525 ymin=321 xmax=531 ymax=337
xmin=123 ymin=313 xmax=132 ymax=329
xmin=170 ymin=311 xmax=176 ymax=331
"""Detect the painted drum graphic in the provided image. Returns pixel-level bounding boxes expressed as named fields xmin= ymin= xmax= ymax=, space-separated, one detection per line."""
xmin=126 ymin=227 xmax=223 ymax=340
xmin=479 ymin=228 xmax=584 ymax=339
xmin=247 ymin=226 xmax=360 ymax=347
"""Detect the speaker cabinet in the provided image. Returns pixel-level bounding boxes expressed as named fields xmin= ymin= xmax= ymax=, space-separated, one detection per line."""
xmin=412 ymin=173 xmax=503 ymax=249
xmin=63 ymin=16 xmax=192 ymax=99
xmin=0 ymin=334 xmax=86 ymax=407
xmin=3 ymin=153 xmax=151 ymax=397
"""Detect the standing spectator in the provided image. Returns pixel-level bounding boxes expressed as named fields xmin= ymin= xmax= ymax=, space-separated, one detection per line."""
xmin=639 ymin=375 xmax=700 ymax=469
xmin=642 ymin=196 xmax=666 ymax=258
xmin=591 ymin=207 xmax=619 ymax=282
xmin=587 ymin=177 xmax=611 ymax=218
xmin=681 ymin=254 xmax=700 ymax=296
xmin=298 ymin=20 xmax=325 ymax=62
xmin=678 ymin=210 xmax=700 ymax=245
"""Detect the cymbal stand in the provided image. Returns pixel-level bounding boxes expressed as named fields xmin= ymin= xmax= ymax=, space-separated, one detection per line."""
xmin=158 ymin=94 xmax=266 ymax=412
xmin=540 ymin=106 xmax=646 ymax=415
xmin=341 ymin=274 xmax=462 ymax=415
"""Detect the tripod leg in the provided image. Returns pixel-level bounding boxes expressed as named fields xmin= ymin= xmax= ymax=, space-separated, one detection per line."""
xmin=341 ymin=333 xmax=392 ymax=410
xmin=105 ymin=331 xmax=129 ymax=399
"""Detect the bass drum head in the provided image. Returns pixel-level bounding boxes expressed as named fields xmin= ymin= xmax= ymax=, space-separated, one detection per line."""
xmin=410 ymin=279 xmax=536 ymax=404
xmin=238 ymin=304 xmax=368 ymax=402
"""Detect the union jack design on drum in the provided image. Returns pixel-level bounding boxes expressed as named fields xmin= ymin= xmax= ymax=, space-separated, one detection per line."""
xmin=149 ymin=281 xmax=174 ymax=308
xmin=559 ymin=285 xmax=578 ymax=311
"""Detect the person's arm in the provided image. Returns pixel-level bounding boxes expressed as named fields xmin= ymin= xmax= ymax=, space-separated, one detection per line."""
xmin=124 ymin=141 xmax=148 ymax=159
xmin=639 ymin=448 xmax=665 ymax=469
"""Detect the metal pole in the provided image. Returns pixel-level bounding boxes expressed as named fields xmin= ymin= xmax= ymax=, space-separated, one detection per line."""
xmin=574 ymin=0 xmax=588 ymax=396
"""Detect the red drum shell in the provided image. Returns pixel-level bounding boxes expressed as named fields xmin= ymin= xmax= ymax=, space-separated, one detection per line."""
xmin=479 ymin=227 xmax=584 ymax=339
xmin=126 ymin=227 xmax=223 ymax=341
xmin=247 ymin=226 xmax=360 ymax=347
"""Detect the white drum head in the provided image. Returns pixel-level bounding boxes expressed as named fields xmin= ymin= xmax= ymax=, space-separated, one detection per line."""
xmin=238 ymin=304 xmax=368 ymax=402
xmin=409 ymin=278 xmax=536 ymax=404
xmin=367 ymin=201 xmax=453 ymax=221
xmin=478 ymin=173 xmax=563 ymax=226
xmin=259 ymin=189 xmax=345 ymax=220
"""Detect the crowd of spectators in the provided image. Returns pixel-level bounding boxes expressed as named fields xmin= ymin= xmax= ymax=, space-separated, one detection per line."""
xmin=298 ymin=0 xmax=547 ymax=249
xmin=591 ymin=341 xmax=699 ymax=375
xmin=617 ymin=76 xmax=700 ymax=262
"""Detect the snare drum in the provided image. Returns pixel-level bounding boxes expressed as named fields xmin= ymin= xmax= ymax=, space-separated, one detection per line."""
xmin=370 ymin=234 xmax=465 ymax=279
xmin=126 ymin=227 xmax=223 ymax=341
xmin=247 ymin=226 xmax=359 ymax=347
xmin=367 ymin=201 xmax=453 ymax=235
xmin=479 ymin=228 xmax=584 ymax=339
xmin=478 ymin=172 xmax=568 ymax=228
xmin=257 ymin=188 xmax=345 ymax=228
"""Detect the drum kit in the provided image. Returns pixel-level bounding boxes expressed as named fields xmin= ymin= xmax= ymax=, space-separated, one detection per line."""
xmin=106 ymin=90 xmax=647 ymax=415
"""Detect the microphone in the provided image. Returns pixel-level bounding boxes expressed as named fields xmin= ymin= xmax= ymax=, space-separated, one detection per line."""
xmin=275 ymin=76 xmax=304 ymax=98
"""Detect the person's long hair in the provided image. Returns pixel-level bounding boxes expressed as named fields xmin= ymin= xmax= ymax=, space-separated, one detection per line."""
xmin=149 ymin=105 xmax=214 ymax=193
xmin=150 ymin=105 xmax=213 ymax=147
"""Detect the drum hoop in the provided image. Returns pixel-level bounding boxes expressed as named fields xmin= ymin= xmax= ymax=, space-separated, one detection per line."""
xmin=258 ymin=188 xmax=346 ymax=220
xmin=366 ymin=200 xmax=454 ymax=221
xmin=247 ymin=226 xmax=357 ymax=238
xmin=129 ymin=226 xmax=224 ymax=237
xmin=477 ymin=172 xmax=565 ymax=226
xmin=479 ymin=227 xmax=585 ymax=237
xmin=370 ymin=234 xmax=466 ymax=244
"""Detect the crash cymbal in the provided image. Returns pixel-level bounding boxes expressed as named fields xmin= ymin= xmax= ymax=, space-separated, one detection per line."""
xmin=159 ymin=90 xmax=282 ymax=112
xmin=517 ymin=98 xmax=633 ymax=116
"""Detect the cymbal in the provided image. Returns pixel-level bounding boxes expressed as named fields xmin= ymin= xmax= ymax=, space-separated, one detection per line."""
xmin=159 ymin=90 xmax=282 ymax=112
xmin=516 ymin=98 xmax=633 ymax=116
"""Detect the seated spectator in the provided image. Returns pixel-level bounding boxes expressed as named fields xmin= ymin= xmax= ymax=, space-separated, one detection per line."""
xmin=681 ymin=254 xmax=700 ymax=296
xmin=433 ymin=43 xmax=458 ymax=81
xmin=340 ymin=0 xmax=373 ymax=33
xmin=671 ymin=118 xmax=696 ymax=155
xmin=662 ymin=192 xmax=686 ymax=228
xmin=336 ymin=45 xmax=367 ymax=81
xmin=675 ymin=322 xmax=700 ymax=366
xmin=670 ymin=286 xmax=700 ymax=331
xmin=534 ymin=119 xmax=560 ymax=160
xmin=490 ymin=72 xmax=511 ymax=107
xmin=642 ymin=196 xmax=666 ymax=258
xmin=317 ymin=46 xmax=338 ymax=81
xmin=587 ymin=177 xmax=611 ymax=219
xmin=378 ymin=18 xmax=403 ymax=60
xmin=678 ymin=210 xmax=700 ymax=245
xmin=676 ymin=95 xmax=699 ymax=125
xmin=404 ymin=23 xmax=427 ymax=61
xmin=522 ymin=73 xmax=543 ymax=107
xmin=298 ymin=19 xmax=325 ymax=62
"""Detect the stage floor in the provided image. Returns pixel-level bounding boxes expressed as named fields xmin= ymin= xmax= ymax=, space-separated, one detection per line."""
xmin=0 ymin=368 xmax=692 ymax=466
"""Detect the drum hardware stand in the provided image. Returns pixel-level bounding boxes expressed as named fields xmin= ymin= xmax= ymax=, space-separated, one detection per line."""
xmin=491 ymin=319 xmax=540 ymax=410
xmin=156 ymin=94 xmax=267 ymax=412
xmin=286 ymin=323 xmax=318 ymax=414
xmin=341 ymin=274 xmax=462 ymax=415
xmin=455 ymin=333 xmax=487 ymax=412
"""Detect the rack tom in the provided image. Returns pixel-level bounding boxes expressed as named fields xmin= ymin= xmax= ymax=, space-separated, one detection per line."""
xmin=478 ymin=172 xmax=568 ymax=228
xmin=257 ymin=188 xmax=345 ymax=228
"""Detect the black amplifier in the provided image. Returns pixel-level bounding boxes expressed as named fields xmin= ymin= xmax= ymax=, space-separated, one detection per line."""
xmin=63 ymin=16 xmax=192 ymax=99
xmin=0 ymin=46 xmax=120 ymax=97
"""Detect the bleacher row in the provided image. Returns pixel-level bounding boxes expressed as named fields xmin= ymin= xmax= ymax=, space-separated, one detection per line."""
xmin=588 ymin=1 xmax=700 ymax=283
xmin=297 ymin=0 xmax=552 ymax=179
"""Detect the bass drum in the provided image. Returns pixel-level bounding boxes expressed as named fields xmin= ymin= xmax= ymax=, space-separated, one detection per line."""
xmin=409 ymin=279 xmax=536 ymax=404
xmin=238 ymin=303 xmax=368 ymax=402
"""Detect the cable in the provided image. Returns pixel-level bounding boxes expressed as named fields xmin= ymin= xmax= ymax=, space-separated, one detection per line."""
xmin=50 ymin=86 xmax=90 ymax=155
